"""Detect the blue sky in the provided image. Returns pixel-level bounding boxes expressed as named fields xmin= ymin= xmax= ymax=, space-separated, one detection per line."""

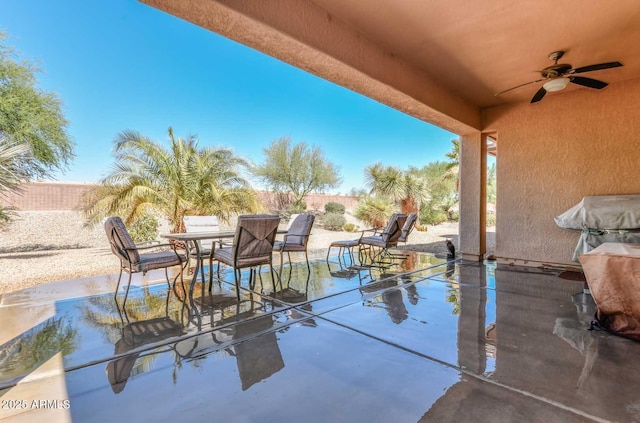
xmin=0 ymin=0 xmax=458 ymax=194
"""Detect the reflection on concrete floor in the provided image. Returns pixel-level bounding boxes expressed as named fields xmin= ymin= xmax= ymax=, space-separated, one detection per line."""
xmin=1 ymin=252 xmax=640 ymax=422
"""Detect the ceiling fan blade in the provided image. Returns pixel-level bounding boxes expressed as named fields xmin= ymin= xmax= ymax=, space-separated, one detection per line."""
xmin=570 ymin=76 xmax=608 ymax=89
xmin=572 ymin=61 xmax=623 ymax=74
xmin=495 ymin=78 xmax=545 ymax=96
xmin=531 ymin=87 xmax=547 ymax=103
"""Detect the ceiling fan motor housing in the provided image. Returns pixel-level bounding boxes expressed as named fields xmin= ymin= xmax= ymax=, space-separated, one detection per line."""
xmin=541 ymin=64 xmax=573 ymax=79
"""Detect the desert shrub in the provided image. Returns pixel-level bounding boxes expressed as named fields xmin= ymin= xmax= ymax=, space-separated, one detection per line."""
xmin=420 ymin=207 xmax=448 ymax=226
xmin=486 ymin=213 xmax=497 ymax=227
xmin=0 ymin=206 xmax=14 ymax=227
xmin=288 ymin=201 xmax=307 ymax=214
xmin=415 ymin=223 xmax=428 ymax=232
xmin=343 ymin=222 xmax=359 ymax=232
xmin=324 ymin=202 xmax=345 ymax=214
xmin=354 ymin=196 xmax=396 ymax=228
xmin=129 ymin=214 xmax=159 ymax=243
xmin=449 ymin=211 xmax=459 ymax=222
xmin=323 ymin=212 xmax=346 ymax=231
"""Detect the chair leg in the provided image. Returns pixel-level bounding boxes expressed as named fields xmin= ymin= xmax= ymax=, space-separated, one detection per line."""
xmin=251 ymin=267 xmax=257 ymax=289
xmin=358 ymin=245 xmax=366 ymax=264
xmin=114 ymin=268 xmax=124 ymax=301
xmin=199 ymin=256 xmax=206 ymax=285
xmin=286 ymin=252 xmax=293 ymax=286
xmin=172 ymin=262 xmax=186 ymax=298
xmin=122 ymin=272 xmax=133 ymax=307
xmin=278 ymin=250 xmax=284 ymax=284
xmin=234 ymin=268 xmax=241 ymax=300
xmin=347 ymin=246 xmax=355 ymax=265
xmin=208 ymin=256 xmax=214 ymax=289
xmin=164 ymin=268 xmax=171 ymax=288
xmin=269 ymin=263 xmax=278 ymax=294
xmin=304 ymin=251 xmax=310 ymax=273
xmin=208 ymin=258 xmax=215 ymax=293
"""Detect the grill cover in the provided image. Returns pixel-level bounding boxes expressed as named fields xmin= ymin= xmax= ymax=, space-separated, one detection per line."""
xmin=555 ymin=195 xmax=640 ymax=261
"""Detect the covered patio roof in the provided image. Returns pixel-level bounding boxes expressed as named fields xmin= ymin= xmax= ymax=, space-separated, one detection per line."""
xmin=140 ymin=0 xmax=640 ymax=131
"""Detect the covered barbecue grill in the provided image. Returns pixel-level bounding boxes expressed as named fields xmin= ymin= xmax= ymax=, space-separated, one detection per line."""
xmin=555 ymin=195 xmax=640 ymax=261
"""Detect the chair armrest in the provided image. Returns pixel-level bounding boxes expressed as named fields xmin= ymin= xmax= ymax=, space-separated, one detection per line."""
xmin=122 ymin=243 xmax=185 ymax=263
xmin=283 ymin=232 xmax=311 ymax=242
xmin=124 ymin=243 xmax=178 ymax=252
xmin=359 ymin=227 xmax=382 ymax=239
xmin=360 ymin=227 xmax=382 ymax=234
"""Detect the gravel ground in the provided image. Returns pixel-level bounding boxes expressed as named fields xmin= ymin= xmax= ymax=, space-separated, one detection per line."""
xmin=0 ymin=211 xmax=493 ymax=295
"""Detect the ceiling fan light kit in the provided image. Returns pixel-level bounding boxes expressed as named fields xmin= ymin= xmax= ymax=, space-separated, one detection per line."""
xmin=495 ymin=50 xmax=623 ymax=103
xmin=543 ymin=77 xmax=570 ymax=92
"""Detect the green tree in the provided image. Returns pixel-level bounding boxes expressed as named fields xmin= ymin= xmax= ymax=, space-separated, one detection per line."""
xmin=0 ymin=31 xmax=73 ymax=179
xmin=487 ymin=162 xmax=497 ymax=204
xmin=0 ymin=141 xmax=29 ymax=223
xmin=444 ymin=138 xmax=460 ymax=192
xmin=364 ymin=162 xmax=429 ymax=214
xmin=411 ymin=161 xmax=458 ymax=225
xmin=445 ymin=138 xmax=460 ymax=165
xmin=348 ymin=187 xmax=368 ymax=198
xmin=83 ymin=128 xmax=262 ymax=232
xmin=414 ymin=161 xmax=457 ymax=210
xmin=253 ymin=137 xmax=341 ymax=210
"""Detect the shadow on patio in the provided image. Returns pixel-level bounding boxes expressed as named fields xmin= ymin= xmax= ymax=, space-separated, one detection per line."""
xmin=1 ymin=250 xmax=639 ymax=422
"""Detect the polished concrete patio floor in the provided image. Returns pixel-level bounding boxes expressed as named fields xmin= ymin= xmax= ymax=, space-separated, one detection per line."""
xmin=1 ymin=250 xmax=640 ymax=422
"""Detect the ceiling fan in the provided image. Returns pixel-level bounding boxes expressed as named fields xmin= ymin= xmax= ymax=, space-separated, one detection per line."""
xmin=496 ymin=51 xmax=623 ymax=103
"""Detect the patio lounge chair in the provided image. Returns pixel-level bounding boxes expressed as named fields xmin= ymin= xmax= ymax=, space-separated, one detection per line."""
xmin=212 ymin=214 xmax=281 ymax=298
xmin=398 ymin=213 xmax=418 ymax=244
xmin=358 ymin=213 xmax=407 ymax=264
xmin=273 ymin=213 xmax=315 ymax=281
xmin=386 ymin=212 xmax=419 ymax=259
xmin=326 ymin=238 xmax=360 ymax=265
xmin=104 ymin=216 xmax=186 ymax=306
xmin=183 ymin=215 xmax=222 ymax=285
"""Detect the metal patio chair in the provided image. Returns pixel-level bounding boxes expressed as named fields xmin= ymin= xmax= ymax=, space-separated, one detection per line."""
xmin=104 ymin=216 xmax=186 ymax=306
xmin=273 ymin=213 xmax=315 ymax=281
xmin=358 ymin=213 xmax=407 ymax=264
xmin=212 ymin=214 xmax=281 ymax=298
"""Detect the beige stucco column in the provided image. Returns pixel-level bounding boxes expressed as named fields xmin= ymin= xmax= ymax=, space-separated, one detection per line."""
xmin=459 ymin=132 xmax=486 ymax=261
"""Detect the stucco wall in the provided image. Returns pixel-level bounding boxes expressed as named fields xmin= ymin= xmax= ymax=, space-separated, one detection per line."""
xmin=483 ymin=78 xmax=640 ymax=265
xmin=458 ymin=132 xmax=486 ymax=260
xmin=1 ymin=182 xmax=358 ymax=212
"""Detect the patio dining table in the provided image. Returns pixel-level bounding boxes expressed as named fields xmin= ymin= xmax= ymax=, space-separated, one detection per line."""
xmin=161 ymin=229 xmax=287 ymax=291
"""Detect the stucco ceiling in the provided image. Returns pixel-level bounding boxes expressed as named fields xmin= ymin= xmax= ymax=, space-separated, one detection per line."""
xmin=309 ymin=0 xmax=640 ymax=108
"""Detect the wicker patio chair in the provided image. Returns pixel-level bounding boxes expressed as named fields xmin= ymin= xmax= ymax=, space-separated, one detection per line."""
xmin=104 ymin=216 xmax=186 ymax=306
xmin=212 ymin=214 xmax=281 ymax=298
xmin=273 ymin=213 xmax=315 ymax=281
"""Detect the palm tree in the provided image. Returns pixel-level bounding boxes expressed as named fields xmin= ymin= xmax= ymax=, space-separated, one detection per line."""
xmin=444 ymin=139 xmax=460 ymax=193
xmin=353 ymin=195 xmax=397 ymax=228
xmin=83 ymin=127 xmax=262 ymax=232
xmin=364 ymin=162 xmax=429 ymax=214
